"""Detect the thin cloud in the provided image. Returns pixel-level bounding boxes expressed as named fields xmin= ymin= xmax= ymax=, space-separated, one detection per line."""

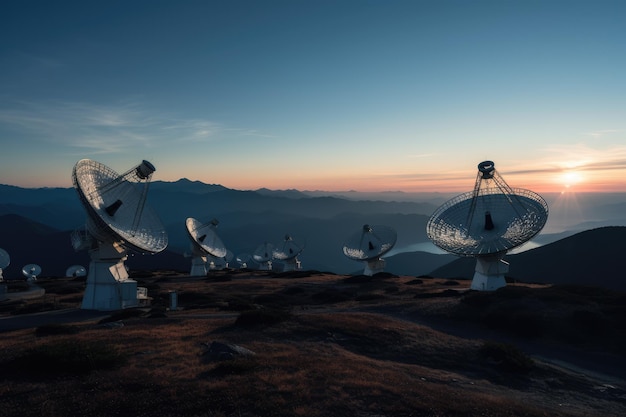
xmin=0 ymin=99 xmax=271 ymax=153
xmin=586 ymin=129 xmax=620 ymax=139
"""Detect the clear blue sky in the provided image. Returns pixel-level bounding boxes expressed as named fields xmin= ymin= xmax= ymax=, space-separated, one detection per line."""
xmin=1 ymin=0 xmax=625 ymax=192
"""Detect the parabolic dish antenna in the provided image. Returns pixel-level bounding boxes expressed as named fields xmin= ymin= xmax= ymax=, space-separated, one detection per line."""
xmin=22 ymin=264 xmax=42 ymax=281
xmin=273 ymin=234 xmax=305 ymax=272
xmin=72 ymin=158 xmax=168 ymax=310
xmin=235 ymin=253 xmax=253 ymax=269
xmin=342 ymin=224 xmax=397 ymax=276
xmin=185 ymin=217 xmax=228 ymax=276
xmin=427 ymin=160 xmax=548 ymax=291
xmin=253 ymin=242 xmax=274 ymax=271
xmin=66 ymin=265 xmax=87 ymax=278
xmin=0 ymin=248 xmax=9 ymax=281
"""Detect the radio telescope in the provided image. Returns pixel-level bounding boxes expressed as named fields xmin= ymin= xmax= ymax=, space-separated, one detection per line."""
xmin=185 ymin=217 xmax=227 ymax=276
xmin=273 ymin=234 xmax=304 ymax=272
xmin=22 ymin=264 xmax=41 ymax=282
xmin=66 ymin=265 xmax=87 ymax=278
xmin=342 ymin=224 xmax=397 ymax=276
xmin=0 ymin=248 xmax=9 ymax=282
xmin=235 ymin=253 xmax=253 ymax=269
xmin=72 ymin=159 xmax=168 ymax=310
xmin=253 ymin=242 xmax=274 ymax=270
xmin=427 ymin=161 xmax=548 ymax=291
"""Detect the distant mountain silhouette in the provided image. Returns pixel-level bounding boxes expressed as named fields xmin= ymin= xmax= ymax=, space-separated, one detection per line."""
xmin=429 ymin=226 xmax=626 ymax=292
xmin=2 ymin=181 xmax=626 ymax=283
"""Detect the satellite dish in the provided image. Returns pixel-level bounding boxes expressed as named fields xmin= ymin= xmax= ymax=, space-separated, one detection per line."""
xmin=253 ymin=242 xmax=274 ymax=271
xmin=212 ymin=249 xmax=234 ymax=270
xmin=0 ymin=247 xmax=9 ymax=281
xmin=66 ymin=265 xmax=87 ymax=278
xmin=427 ymin=160 xmax=548 ymax=291
xmin=235 ymin=253 xmax=252 ymax=269
xmin=273 ymin=234 xmax=305 ymax=272
xmin=342 ymin=224 xmax=397 ymax=276
xmin=185 ymin=217 xmax=228 ymax=276
xmin=22 ymin=264 xmax=42 ymax=281
xmin=72 ymin=158 xmax=168 ymax=310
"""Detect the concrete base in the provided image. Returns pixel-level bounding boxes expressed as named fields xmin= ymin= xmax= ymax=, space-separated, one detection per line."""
xmin=81 ymin=259 xmax=138 ymax=310
xmin=81 ymin=242 xmax=138 ymax=311
xmin=190 ymin=256 xmax=208 ymax=276
xmin=282 ymin=258 xmax=302 ymax=272
xmin=363 ymin=258 xmax=385 ymax=276
xmin=470 ymin=256 xmax=509 ymax=291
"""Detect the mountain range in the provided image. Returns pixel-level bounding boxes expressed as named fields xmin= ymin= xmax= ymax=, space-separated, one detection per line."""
xmin=1 ymin=180 xmax=626 ymax=291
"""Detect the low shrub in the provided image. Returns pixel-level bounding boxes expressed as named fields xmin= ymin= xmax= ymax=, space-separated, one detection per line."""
xmin=235 ymin=308 xmax=292 ymax=327
xmin=5 ymin=340 xmax=127 ymax=377
xmin=35 ymin=323 xmax=80 ymax=337
xmin=479 ymin=341 xmax=534 ymax=373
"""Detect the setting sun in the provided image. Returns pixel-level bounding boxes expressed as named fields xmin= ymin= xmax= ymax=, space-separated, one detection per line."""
xmin=560 ymin=171 xmax=584 ymax=188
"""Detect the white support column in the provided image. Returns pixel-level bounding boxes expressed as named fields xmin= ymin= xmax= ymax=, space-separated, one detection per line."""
xmin=471 ymin=255 xmax=509 ymax=291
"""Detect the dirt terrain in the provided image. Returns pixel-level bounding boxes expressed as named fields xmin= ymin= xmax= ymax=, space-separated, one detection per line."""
xmin=1 ymin=270 xmax=625 ymax=416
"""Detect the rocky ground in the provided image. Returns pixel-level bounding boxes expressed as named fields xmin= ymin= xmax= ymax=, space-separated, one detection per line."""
xmin=1 ymin=270 xmax=625 ymax=416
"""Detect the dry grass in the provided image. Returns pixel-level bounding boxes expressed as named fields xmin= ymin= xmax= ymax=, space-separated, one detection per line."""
xmin=1 ymin=270 xmax=625 ymax=416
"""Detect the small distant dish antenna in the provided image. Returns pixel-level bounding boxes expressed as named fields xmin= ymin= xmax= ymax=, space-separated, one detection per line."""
xmin=427 ymin=160 xmax=548 ymax=291
xmin=72 ymin=158 xmax=168 ymax=310
xmin=0 ymin=247 xmax=9 ymax=282
xmin=185 ymin=217 xmax=228 ymax=276
xmin=342 ymin=224 xmax=397 ymax=276
xmin=253 ymin=242 xmax=274 ymax=271
xmin=273 ymin=234 xmax=305 ymax=272
xmin=22 ymin=263 xmax=42 ymax=282
xmin=235 ymin=253 xmax=253 ymax=269
xmin=66 ymin=265 xmax=87 ymax=278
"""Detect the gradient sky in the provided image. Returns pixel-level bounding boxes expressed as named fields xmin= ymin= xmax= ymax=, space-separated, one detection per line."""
xmin=1 ymin=0 xmax=625 ymax=193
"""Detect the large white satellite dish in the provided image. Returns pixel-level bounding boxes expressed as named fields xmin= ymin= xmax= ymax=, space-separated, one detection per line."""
xmin=0 ymin=248 xmax=9 ymax=282
xmin=427 ymin=161 xmax=548 ymax=291
xmin=342 ymin=224 xmax=397 ymax=276
xmin=72 ymin=158 xmax=168 ymax=310
xmin=253 ymin=242 xmax=274 ymax=271
xmin=273 ymin=234 xmax=305 ymax=272
xmin=185 ymin=217 xmax=228 ymax=276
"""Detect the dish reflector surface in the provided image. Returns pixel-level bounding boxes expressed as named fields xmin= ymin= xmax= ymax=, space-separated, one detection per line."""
xmin=253 ymin=242 xmax=274 ymax=262
xmin=72 ymin=159 xmax=167 ymax=254
xmin=342 ymin=224 xmax=397 ymax=261
xmin=22 ymin=263 xmax=42 ymax=278
xmin=66 ymin=265 xmax=87 ymax=277
xmin=185 ymin=217 xmax=227 ymax=258
xmin=427 ymin=162 xmax=548 ymax=256
xmin=0 ymin=248 xmax=9 ymax=269
xmin=273 ymin=234 xmax=304 ymax=261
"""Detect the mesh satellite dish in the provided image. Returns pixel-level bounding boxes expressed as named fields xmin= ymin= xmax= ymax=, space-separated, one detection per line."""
xmin=427 ymin=161 xmax=548 ymax=291
xmin=342 ymin=224 xmax=397 ymax=276
xmin=22 ymin=263 xmax=42 ymax=282
xmin=66 ymin=265 xmax=87 ymax=278
xmin=72 ymin=158 xmax=168 ymax=310
xmin=185 ymin=217 xmax=228 ymax=276
xmin=273 ymin=234 xmax=305 ymax=272
xmin=0 ymin=247 xmax=9 ymax=282
xmin=253 ymin=242 xmax=274 ymax=271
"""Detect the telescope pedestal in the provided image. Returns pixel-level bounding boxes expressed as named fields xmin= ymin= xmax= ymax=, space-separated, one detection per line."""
xmin=471 ymin=255 xmax=509 ymax=291
xmin=190 ymin=256 xmax=208 ymax=276
xmin=81 ymin=242 xmax=138 ymax=311
xmin=364 ymin=258 xmax=385 ymax=276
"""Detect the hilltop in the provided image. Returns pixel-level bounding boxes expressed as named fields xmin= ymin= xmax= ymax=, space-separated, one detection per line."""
xmin=1 ymin=271 xmax=625 ymax=416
